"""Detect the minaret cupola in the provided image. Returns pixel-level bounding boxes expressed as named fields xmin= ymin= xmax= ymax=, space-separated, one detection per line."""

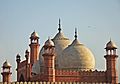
xmin=1 ymin=60 xmax=12 ymax=82
xmin=105 ymin=39 xmax=117 ymax=55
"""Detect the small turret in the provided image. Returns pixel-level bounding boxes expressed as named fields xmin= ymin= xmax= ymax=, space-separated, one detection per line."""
xmin=16 ymin=54 xmax=21 ymax=81
xmin=16 ymin=54 xmax=21 ymax=64
xmin=25 ymin=49 xmax=29 ymax=62
xmin=1 ymin=60 xmax=12 ymax=82
xmin=25 ymin=49 xmax=29 ymax=81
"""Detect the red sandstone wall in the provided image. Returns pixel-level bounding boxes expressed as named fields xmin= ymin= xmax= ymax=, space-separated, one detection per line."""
xmin=27 ymin=68 xmax=107 ymax=83
xmin=30 ymin=74 xmax=47 ymax=82
xmin=55 ymin=69 xmax=107 ymax=83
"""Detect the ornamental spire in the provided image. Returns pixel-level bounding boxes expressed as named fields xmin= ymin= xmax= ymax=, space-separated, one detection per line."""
xmin=48 ymin=36 xmax=51 ymax=42
xmin=58 ymin=18 xmax=61 ymax=33
xmin=110 ymin=37 xmax=111 ymax=42
xmin=74 ymin=28 xmax=77 ymax=39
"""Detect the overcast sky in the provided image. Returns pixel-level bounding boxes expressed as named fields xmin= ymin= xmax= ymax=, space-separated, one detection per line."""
xmin=0 ymin=0 xmax=120 ymax=81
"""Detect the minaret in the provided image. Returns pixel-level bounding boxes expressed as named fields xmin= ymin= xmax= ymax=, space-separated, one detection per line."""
xmin=16 ymin=54 xmax=21 ymax=81
xmin=1 ymin=60 xmax=12 ymax=82
xmin=104 ymin=39 xmax=118 ymax=83
xmin=29 ymin=31 xmax=40 ymax=66
xmin=42 ymin=37 xmax=55 ymax=82
xmin=25 ymin=49 xmax=29 ymax=63
xmin=25 ymin=49 xmax=29 ymax=81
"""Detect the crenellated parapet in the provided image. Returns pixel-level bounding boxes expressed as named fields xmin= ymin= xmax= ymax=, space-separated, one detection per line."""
xmin=79 ymin=69 xmax=106 ymax=76
xmin=55 ymin=69 xmax=79 ymax=76
xmin=55 ymin=69 xmax=106 ymax=82
xmin=79 ymin=70 xmax=106 ymax=83
xmin=0 ymin=81 xmax=112 ymax=84
xmin=30 ymin=74 xmax=45 ymax=82
xmin=55 ymin=69 xmax=106 ymax=77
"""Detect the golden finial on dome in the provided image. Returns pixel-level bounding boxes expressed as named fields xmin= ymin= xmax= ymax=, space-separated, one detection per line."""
xmin=58 ymin=18 xmax=61 ymax=33
xmin=74 ymin=28 xmax=77 ymax=39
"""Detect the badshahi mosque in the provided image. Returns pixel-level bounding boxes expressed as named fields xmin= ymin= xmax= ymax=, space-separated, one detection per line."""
xmin=1 ymin=19 xmax=119 ymax=83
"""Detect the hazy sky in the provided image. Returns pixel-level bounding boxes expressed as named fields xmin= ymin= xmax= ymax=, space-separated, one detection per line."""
xmin=0 ymin=0 xmax=120 ymax=81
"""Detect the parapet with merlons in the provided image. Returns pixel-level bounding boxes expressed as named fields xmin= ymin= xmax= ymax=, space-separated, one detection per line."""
xmin=0 ymin=82 xmax=112 ymax=84
xmin=55 ymin=69 xmax=106 ymax=82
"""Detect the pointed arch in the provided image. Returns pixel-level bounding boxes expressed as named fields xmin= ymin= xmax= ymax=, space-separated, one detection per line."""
xmin=19 ymin=74 xmax=25 ymax=82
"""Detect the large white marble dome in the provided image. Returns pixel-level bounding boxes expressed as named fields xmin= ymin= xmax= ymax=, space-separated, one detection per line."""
xmin=38 ymin=30 xmax=71 ymax=69
xmin=32 ymin=21 xmax=95 ymax=74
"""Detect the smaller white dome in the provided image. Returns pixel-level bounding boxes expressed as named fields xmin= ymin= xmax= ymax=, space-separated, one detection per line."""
xmin=45 ymin=37 xmax=54 ymax=46
xmin=106 ymin=40 xmax=117 ymax=49
xmin=60 ymin=38 xmax=95 ymax=70
xmin=31 ymin=31 xmax=39 ymax=38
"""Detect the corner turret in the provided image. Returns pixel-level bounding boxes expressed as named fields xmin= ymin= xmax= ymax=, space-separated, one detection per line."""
xmin=1 ymin=60 xmax=12 ymax=82
xmin=104 ymin=39 xmax=118 ymax=83
xmin=42 ymin=37 xmax=55 ymax=82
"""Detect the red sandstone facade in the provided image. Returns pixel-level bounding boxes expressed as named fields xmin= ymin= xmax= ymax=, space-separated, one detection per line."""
xmin=14 ymin=31 xmax=118 ymax=84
